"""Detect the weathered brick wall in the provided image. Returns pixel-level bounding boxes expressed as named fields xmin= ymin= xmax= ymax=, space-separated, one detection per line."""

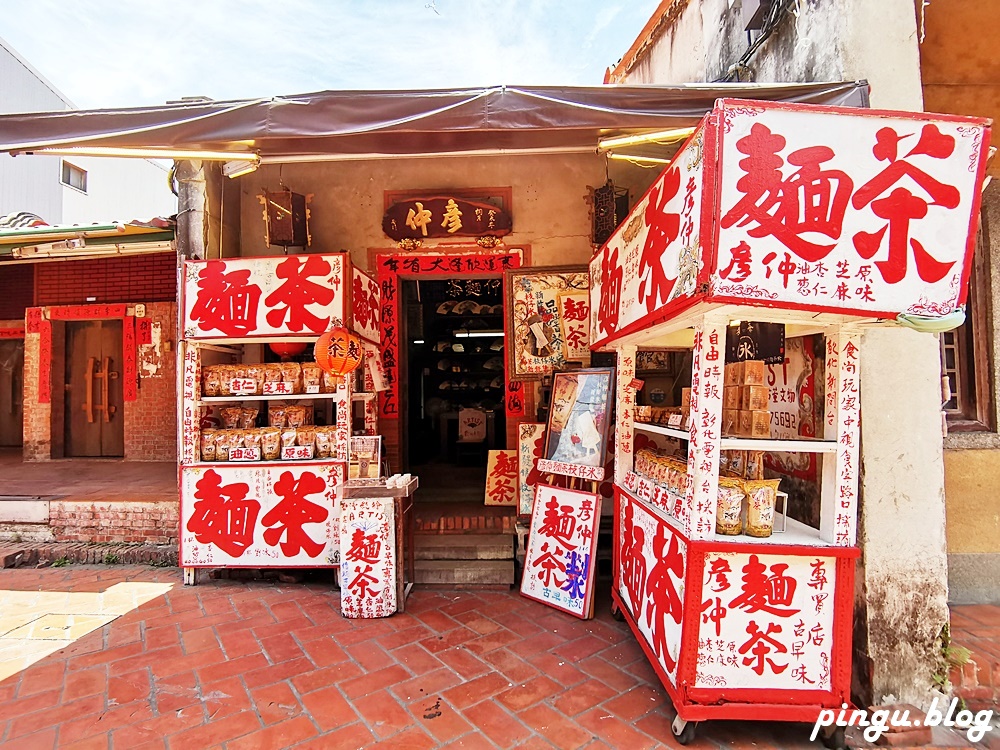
xmin=125 ymin=302 xmax=177 ymax=461
xmin=0 ymin=264 xmax=34 ymax=319
xmin=35 ymin=252 xmax=175 ymax=305
xmin=49 ymin=500 xmax=178 ymax=544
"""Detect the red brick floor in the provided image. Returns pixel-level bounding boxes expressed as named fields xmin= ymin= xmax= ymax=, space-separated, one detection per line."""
xmin=0 ymin=566 xmax=997 ymax=750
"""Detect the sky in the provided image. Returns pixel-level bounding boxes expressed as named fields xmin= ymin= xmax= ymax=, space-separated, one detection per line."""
xmin=0 ymin=0 xmax=660 ymax=110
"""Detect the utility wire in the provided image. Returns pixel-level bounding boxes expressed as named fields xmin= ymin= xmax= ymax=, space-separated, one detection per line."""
xmin=713 ymin=0 xmax=798 ymax=83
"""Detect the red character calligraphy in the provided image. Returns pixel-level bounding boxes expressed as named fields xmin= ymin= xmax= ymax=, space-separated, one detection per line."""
xmin=719 ymin=241 xmax=752 ymax=283
xmin=539 ymin=496 xmax=578 ymax=549
xmin=739 ymin=621 xmax=789 ymax=676
xmin=261 ymin=470 xmax=329 ymax=557
xmin=852 ymin=124 xmax=960 ymax=284
xmin=265 ymin=256 xmax=334 ymax=332
xmin=352 ymin=274 xmax=378 ymax=331
xmin=187 ymin=469 xmax=261 ymax=557
xmin=729 ymin=555 xmax=800 ymax=617
xmin=565 ymin=325 xmax=588 ymax=350
xmin=645 ymin=525 xmax=684 ymax=672
xmin=531 ymin=543 xmax=566 ymax=588
xmin=562 ymin=297 xmax=588 ymax=322
xmin=722 ymin=123 xmax=853 ymax=262
xmin=344 ymin=527 xmax=382 ymax=565
xmin=598 ymin=245 xmax=623 ymax=335
xmin=190 ymin=261 xmax=261 ymax=336
xmin=348 ymin=564 xmax=381 ymax=599
xmin=639 ymin=170 xmax=681 ymax=313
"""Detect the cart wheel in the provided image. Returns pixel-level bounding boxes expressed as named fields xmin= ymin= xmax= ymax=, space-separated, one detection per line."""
xmin=610 ymin=602 xmax=625 ymax=622
xmin=820 ymin=725 xmax=847 ymax=750
xmin=671 ymin=715 xmax=698 ymax=745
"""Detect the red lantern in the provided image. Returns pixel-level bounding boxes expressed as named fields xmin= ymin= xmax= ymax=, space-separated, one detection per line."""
xmin=269 ymin=341 xmax=308 ymax=359
xmin=315 ymin=327 xmax=363 ymax=376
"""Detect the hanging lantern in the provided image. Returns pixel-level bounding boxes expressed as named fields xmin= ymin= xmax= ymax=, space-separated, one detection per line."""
xmin=315 ymin=327 xmax=363 ymax=376
xmin=269 ymin=341 xmax=308 ymax=359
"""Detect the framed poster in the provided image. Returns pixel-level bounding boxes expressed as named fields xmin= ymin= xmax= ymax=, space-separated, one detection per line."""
xmin=539 ymin=368 xmax=614 ymax=479
xmin=505 ymin=266 xmax=590 ymax=380
xmin=349 ymin=436 xmax=382 ymax=479
xmin=520 ymin=484 xmax=601 ymax=619
xmin=484 ymin=450 xmax=518 ymax=506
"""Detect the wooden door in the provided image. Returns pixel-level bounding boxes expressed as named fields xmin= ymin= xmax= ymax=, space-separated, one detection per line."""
xmin=0 ymin=339 xmax=24 ymax=447
xmin=65 ymin=321 xmax=125 ymax=457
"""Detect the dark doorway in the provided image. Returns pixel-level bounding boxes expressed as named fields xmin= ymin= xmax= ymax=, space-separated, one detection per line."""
xmin=0 ymin=339 xmax=24 ymax=447
xmin=64 ymin=320 xmax=125 ymax=457
xmin=402 ymin=278 xmax=506 ymax=501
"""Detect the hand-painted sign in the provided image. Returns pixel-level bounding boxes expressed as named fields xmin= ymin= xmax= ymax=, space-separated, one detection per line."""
xmin=517 ymin=423 xmax=546 ymax=515
xmin=485 ymin=450 xmax=518 ymax=506
xmin=351 ymin=267 xmax=380 ymax=344
xmin=183 ymin=254 xmax=346 ymax=339
xmin=340 ymin=496 xmax=396 ymax=618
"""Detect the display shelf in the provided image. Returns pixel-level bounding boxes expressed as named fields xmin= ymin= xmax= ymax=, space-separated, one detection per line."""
xmin=633 ymin=423 xmax=838 ymax=453
xmin=189 ymin=459 xmax=339 ymax=468
xmin=197 ymin=392 xmax=341 ymax=404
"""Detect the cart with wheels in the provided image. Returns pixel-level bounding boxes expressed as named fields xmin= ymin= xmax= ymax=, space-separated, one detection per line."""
xmin=588 ymin=99 xmax=989 ymax=744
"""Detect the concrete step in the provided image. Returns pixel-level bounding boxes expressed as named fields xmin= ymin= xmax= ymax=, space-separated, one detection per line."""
xmin=414 ymin=559 xmax=514 ymax=586
xmin=414 ymin=534 xmax=513 ymax=561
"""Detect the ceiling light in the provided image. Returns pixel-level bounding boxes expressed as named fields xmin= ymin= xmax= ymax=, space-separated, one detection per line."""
xmin=454 ymin=330 xmax=503 ymax=338
xmin=598 ymin=127 xmax=696 ymax=152
xmin=222 ymin=159 xmax=260 ymax=178
xmin=607 ymin=153 xmax=673 ymax=166
xmin=26 ymin=146 xmax=259 ymax=161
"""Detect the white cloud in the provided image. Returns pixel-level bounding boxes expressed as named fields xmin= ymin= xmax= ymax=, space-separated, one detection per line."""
xmin=0 ymin=0 xmax=661 ymax=109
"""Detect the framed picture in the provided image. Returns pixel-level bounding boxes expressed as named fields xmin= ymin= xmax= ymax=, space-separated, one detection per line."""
xmin=542 ymin=367 xmax=614 ymax=472
xmin=504 ymin=266 xmax=590 ymax=380
xmin=349 ymin=436 xmax=382 ymax=479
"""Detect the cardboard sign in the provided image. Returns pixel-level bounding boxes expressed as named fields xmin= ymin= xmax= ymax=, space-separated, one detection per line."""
xmin=229 ymin=447 xmax=261 ymax=462
xmin=229 ymin=378 xmax=257 ymax=395
xmin=282 ymin=445 xmax=315 ymax=461
xmin=180 ymin=463 xmax=344 ymax=567
xmin=263 ymin=381 xmax=294 ymax=396
xmin=183 ymin=254 xmax=346 ymax=339
xmin=521 ymin=485 xmax=601 ymax=619
xmin=340 ymin=497 xmax=396 ymax=618
xmin=484 ymin=450 xmax=518 ymax=506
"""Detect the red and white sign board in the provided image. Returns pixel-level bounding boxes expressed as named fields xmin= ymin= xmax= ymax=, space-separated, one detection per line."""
xmin=485 ymin=449 xmax=518 ymax=506
xmin=520 ymin=485 xmax=601 ymax=619
xmin=181 ymin=463 xmax=345 ymax=567
xmin=617 ymin=493 xmax=686 ymax=685
xmin=590 ymin=101 xmax=991 ymax=349
xmin=517 ymin=423 xmax=546 ymax=516
xmin=351 ymin=267 xmax=381 ymax=344
xmin=713 ymin=100 xmax=989 ymax=318
xmin=590 ymin=127 xmax=709 ymax=348
xmin=339 ymin=497 xmax=396 ymax=618
xmin=695 ymin=551 xmax=837 ymax=691
xmin=183 ymin=254 xmax=346 ymax=339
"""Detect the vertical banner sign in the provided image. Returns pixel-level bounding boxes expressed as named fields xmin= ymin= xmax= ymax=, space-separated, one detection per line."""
xmin=180 ymin=344 xmax=200 ymax=465
xmin=180 ymin=463 xmax=344 ymax=567
xmin=617 ymin=494 xmax=687 ymax=685
xmin=484 ymin=450 xmax=519 ymax=506
xmin=557 ymin=291 xmax=591 ymax=362
xmin=712 ymin=100 xmax=989 ymax=318
xmin=521 ymin=485 xmax=601 ymax=619
xmin=615 ymin=346 xmax=637 ymax=486
xmin=695 ymin=551 xmax=837 ymax=691
xmin=505 ymin=379 xmax=526 ymax=418
xmin=822 ymin=330 xmax=861 ymax=547
xmin=25 ymin=307 xmax=42 ymax=334
xmin=517 ymin=423 xmax=546 ymax=516
xmin=37 ymin=318 xmax=52 ymax=405
xmin=340 ymin=497 xmax=396 ymax=618
xmin=136 ymin=318 xmax=153 ymax=346
xmin=685 ymin=321 xmax=725 ymax=539
xmin=351 ymin=267 xmax=381 ymax=344
xmin=123 ymin=315 xmax=137 ymax=401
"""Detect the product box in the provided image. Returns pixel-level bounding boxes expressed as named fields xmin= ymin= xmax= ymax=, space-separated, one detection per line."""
xmin=722 ymin=409 xmax=739 ymax=437
xmin=723 ymin=386 xmax=742 ymax=411
xmin=742 ymin=385 xmax=769 ymax=412
xmin=742 ymin=360 xmax=766 ymax=386
xmin=680 ymin=387 xmax=692 ymax=408
xmin=738 ymin=409 xmax=770 ymax=438
xmin=724 ymin=362 xmax=742 ymax=386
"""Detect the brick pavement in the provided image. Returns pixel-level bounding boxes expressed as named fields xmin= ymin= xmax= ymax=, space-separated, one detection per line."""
xmin=0 ymin=566 xmax=997 ymax=749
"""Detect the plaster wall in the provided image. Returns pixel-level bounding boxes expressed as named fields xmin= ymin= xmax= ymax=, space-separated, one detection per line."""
xmin=617 ymin=0 xmax=949 ymax=708
xmin=237 ymin=152 xmax=608 ymax=271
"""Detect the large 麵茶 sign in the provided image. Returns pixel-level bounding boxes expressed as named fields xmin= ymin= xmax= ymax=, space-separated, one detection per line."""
xmin=183 ymin=254 xmax=346 ymax=339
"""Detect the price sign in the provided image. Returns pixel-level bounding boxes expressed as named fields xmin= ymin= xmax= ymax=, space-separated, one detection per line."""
xmin=628 ymin=378 xmax=645 ymax=391
xmin=667 ymin=413 xmax=683 ymax=428
xmin=229 ymin=447 xmax=261 ymax=462
xmin=262 ymin=381 xmax=293 ymax=396
xmin=229 ymin=378 xmax=257 ymax=395
xmin=305 ymin=385 xmax=320 ymax=394
xmin=282 ymin=445 xmax=314 ymax=461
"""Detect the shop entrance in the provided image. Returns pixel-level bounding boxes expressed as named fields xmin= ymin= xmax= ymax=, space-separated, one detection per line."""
xmin=64 ymin=320 xmax=124 ymax=457
xmin=0 ymin=339 xmax=24 ymax=447
xmin=402 ymin=277 xmax=506 ymax=498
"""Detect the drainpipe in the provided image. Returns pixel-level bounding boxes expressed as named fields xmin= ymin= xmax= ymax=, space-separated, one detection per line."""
xmin=174 ymin=160 xmax=207 ymax=260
